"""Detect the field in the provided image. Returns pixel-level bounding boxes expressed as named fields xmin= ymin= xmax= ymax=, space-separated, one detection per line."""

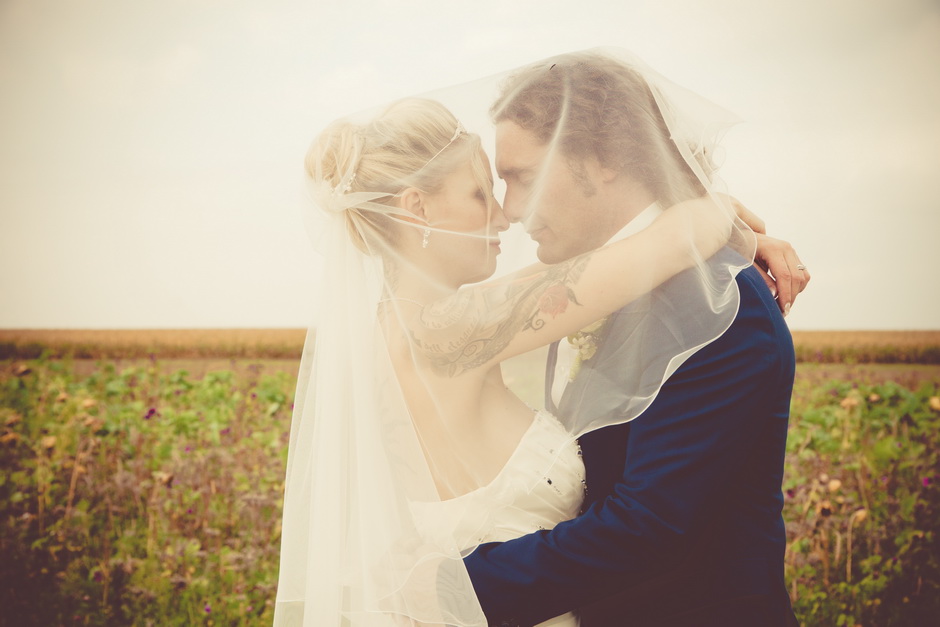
xmin=3 ymin=329 xmax=940 ymax=363
xmin=1 ymin=330 xmax=939 ymax=625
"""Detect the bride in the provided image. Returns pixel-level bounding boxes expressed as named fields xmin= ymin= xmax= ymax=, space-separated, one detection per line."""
xmin=274 ymin=52 xmax=799 ymax=626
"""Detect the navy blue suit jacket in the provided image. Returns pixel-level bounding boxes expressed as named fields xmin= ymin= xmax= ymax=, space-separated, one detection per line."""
xmin=464 ymin=265 xmax=797 ymax=626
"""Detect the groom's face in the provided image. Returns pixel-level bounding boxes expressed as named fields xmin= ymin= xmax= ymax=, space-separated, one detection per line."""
xmin=495 ymin=121 xmax=618 ymax=264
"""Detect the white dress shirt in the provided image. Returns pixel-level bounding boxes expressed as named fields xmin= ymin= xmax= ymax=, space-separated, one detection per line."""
xmin=550 ymin=203 xmax=664 ymax=408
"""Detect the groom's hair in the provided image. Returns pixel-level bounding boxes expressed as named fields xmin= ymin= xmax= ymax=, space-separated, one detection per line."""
xmin=490 ymin=52 xmax=708 ymax=205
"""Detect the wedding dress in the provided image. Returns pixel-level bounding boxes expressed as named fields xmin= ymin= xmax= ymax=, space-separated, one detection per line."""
xmin=413 ymin=410 xmax=585 ymax=627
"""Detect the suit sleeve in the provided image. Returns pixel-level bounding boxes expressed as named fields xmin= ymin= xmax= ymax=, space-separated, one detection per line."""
xmin=463 ymin=270 xmax=793 ymax=626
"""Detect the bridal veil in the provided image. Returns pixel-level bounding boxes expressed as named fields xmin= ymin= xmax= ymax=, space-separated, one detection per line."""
xmin=274 ymin=48 xmax=754 ymax=626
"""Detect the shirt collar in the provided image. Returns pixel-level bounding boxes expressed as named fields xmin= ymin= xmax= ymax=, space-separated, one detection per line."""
xmin=607 ymin=202 xmax=663 ymax=244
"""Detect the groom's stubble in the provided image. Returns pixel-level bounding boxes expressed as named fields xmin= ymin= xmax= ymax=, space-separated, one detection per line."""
xmin=495 ymin=120 xmax=656 ymax=265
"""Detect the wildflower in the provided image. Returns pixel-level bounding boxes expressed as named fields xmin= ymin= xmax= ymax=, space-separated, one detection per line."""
xmin=929 ymin=396 xmax=940 ymax=411
xmin=93 ymin=571 xmax=103 ymax=582
xmin=839 ymin=396 xmax=859 ymax=409
xmin=41 ymin=435 xmax=56 ymax=449
xmin=204 ymin=603 xmax=211 ymax=614
xmin=785 ymin=489 xmax=795 ymax=499
xmin=827 ymin=479 xmax=842 ymax=492
xmin=923 ymin=477 xmax=932 ymax=487
xmin=868 ymin=393 xmax=880 ymax=403
xmin=144 ymin=408 xmax=157 ymax=420
xmin=220 ymin=427 xmax=231 ymax=436
xmin=184 ymin=446 xmax=192 ymax=453
xmin=81 ymin=398 xmax=97 ymax=409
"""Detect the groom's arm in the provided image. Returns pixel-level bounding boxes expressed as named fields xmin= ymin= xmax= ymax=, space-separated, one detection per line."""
xmin=463 ymin=269 xmax=794 ymax=626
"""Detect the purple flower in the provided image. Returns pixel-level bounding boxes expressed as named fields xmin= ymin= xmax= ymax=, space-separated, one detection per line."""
xmin=187 ymin=508 xmax=193 ymax=515
xmin=923 ymin=477 xmax=932 ymax=487
xmin=204 ymin=603 xmax=211 ymax=614
xmin=785 ymin=489 xmax=795 ymax=499
xmin=247 ymin=606 xmax=254 ymax=613
xmin=251 ymin=393 xmax=257 ymax=399
xmin=184 ymin=446 xmax=192 ymax=453
xmin=93 ymin=571 xmax=103 ymax=582
xmin=881 ymin=475 xmax=888 ymax=484
xmin=144 ymin=408 xmax=157 ymax=420
xmin=220 ymin=427 xmax=231 ymax=435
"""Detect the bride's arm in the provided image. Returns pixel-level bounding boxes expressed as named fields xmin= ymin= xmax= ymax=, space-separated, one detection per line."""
xmin=408 ymin=197 xmax=733 ymax=376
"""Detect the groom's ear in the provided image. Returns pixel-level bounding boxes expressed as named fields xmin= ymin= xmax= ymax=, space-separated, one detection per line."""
xmin=398 ymin=187 xmax=428 ymax=224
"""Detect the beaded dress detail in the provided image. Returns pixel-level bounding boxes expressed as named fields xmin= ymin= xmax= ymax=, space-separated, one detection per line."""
xmin=413 ymin=411 xmax=586 ymax=627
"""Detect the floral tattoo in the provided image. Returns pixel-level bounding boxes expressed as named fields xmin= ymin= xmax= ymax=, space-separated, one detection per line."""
xmin=409 ymin=253 xmax=592 ymax=376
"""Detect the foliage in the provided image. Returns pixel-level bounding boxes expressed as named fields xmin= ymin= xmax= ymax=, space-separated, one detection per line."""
xmin=784 ymin=372 xmax=940 ymax=626
xmin=0 ymin=358 xmax=292 ymax=626
xmin=1 ymin=358 xmax=938 ymax=625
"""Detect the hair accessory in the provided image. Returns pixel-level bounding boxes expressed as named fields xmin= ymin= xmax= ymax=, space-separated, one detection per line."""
xmin=425 ymin=122 xmax=467 ymax=166
xmin=422 ymin=228 xmax=431 ymax=248
xmin=308 ymin=170 xmax=367 ymax=215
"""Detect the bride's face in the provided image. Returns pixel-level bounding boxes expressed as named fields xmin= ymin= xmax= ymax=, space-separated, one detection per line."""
xmin=422 ymin=150 xmax=509 ymax=287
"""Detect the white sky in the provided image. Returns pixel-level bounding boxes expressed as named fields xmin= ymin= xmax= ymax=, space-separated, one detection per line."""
xmin=1 ymin=0 xmax=938 ymax=330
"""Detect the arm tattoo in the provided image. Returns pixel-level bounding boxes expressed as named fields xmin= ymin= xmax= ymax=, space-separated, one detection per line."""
xmin=410 ymin=253 xmax=593 ymax=376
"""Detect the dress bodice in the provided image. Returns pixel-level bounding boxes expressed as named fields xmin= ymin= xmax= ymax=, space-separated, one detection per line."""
xmin=413 ymin=411 xmax=585 ymax=627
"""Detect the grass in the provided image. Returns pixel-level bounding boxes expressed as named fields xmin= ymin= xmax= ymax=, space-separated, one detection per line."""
xmin=1 ymin=349 xmax=939 ymax=625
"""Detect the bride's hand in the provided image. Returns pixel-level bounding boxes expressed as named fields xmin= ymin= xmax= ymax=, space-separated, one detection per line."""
xmin=753 ymin=233 xmax=810 ymax=317
xmin=718 ymin=194 xmax=810 ymax=316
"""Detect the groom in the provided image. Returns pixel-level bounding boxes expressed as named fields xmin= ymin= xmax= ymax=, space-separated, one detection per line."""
xmin=463 ymin=52 xmax=802 ymax=626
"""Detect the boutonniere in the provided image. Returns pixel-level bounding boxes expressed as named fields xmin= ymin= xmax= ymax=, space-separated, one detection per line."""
xmin=567 ymin=317 xmax=609 ymax=380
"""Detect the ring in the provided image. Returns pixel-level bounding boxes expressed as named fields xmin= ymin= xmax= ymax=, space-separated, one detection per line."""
xmin=796 ymin=264 xmax=807 ymax=271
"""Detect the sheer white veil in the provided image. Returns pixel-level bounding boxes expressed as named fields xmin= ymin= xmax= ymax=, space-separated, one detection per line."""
xmin=274 ymin=47 xmax=754 ymax=626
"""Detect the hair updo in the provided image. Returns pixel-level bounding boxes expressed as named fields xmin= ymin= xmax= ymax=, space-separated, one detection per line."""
xmin=306 ymin=98 xmax=488 ymax=252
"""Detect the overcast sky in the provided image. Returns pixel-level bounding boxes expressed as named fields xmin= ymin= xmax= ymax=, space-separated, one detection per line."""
xmin=1 ymin=0 xmax=938 ymax=330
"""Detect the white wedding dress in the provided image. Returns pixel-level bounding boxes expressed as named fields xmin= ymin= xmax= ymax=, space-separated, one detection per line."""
xmin=414 ymin=410 xmax=586 ymax=627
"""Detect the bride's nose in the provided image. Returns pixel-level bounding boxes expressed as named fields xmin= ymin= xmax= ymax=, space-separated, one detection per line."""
xmin=490 ymin=198 xmax=510 ymax=232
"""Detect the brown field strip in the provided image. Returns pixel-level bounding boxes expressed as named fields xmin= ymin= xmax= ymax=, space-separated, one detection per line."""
xmin=2 ymin=329 xmax=939 ymax=362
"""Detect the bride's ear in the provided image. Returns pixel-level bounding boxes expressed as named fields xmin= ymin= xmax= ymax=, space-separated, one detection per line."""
xmin=398 ymin=187 xmax=428 ymax=224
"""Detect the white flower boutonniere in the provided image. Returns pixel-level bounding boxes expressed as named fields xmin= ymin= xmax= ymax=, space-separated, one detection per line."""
xmin=567 ymin=317 xmax=609 ymax=380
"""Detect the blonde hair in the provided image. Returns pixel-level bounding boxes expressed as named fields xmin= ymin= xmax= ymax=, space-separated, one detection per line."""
xmin=306 ymin=98 xmax=490 ymax=252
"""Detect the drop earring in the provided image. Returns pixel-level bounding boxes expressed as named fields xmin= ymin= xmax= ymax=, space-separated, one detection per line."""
xmin=422 ymin=228 xmax=430 ymax=249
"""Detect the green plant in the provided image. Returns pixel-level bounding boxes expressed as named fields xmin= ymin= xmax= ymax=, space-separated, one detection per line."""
xmin=1 ymin=358 xmax=293 ymax=625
